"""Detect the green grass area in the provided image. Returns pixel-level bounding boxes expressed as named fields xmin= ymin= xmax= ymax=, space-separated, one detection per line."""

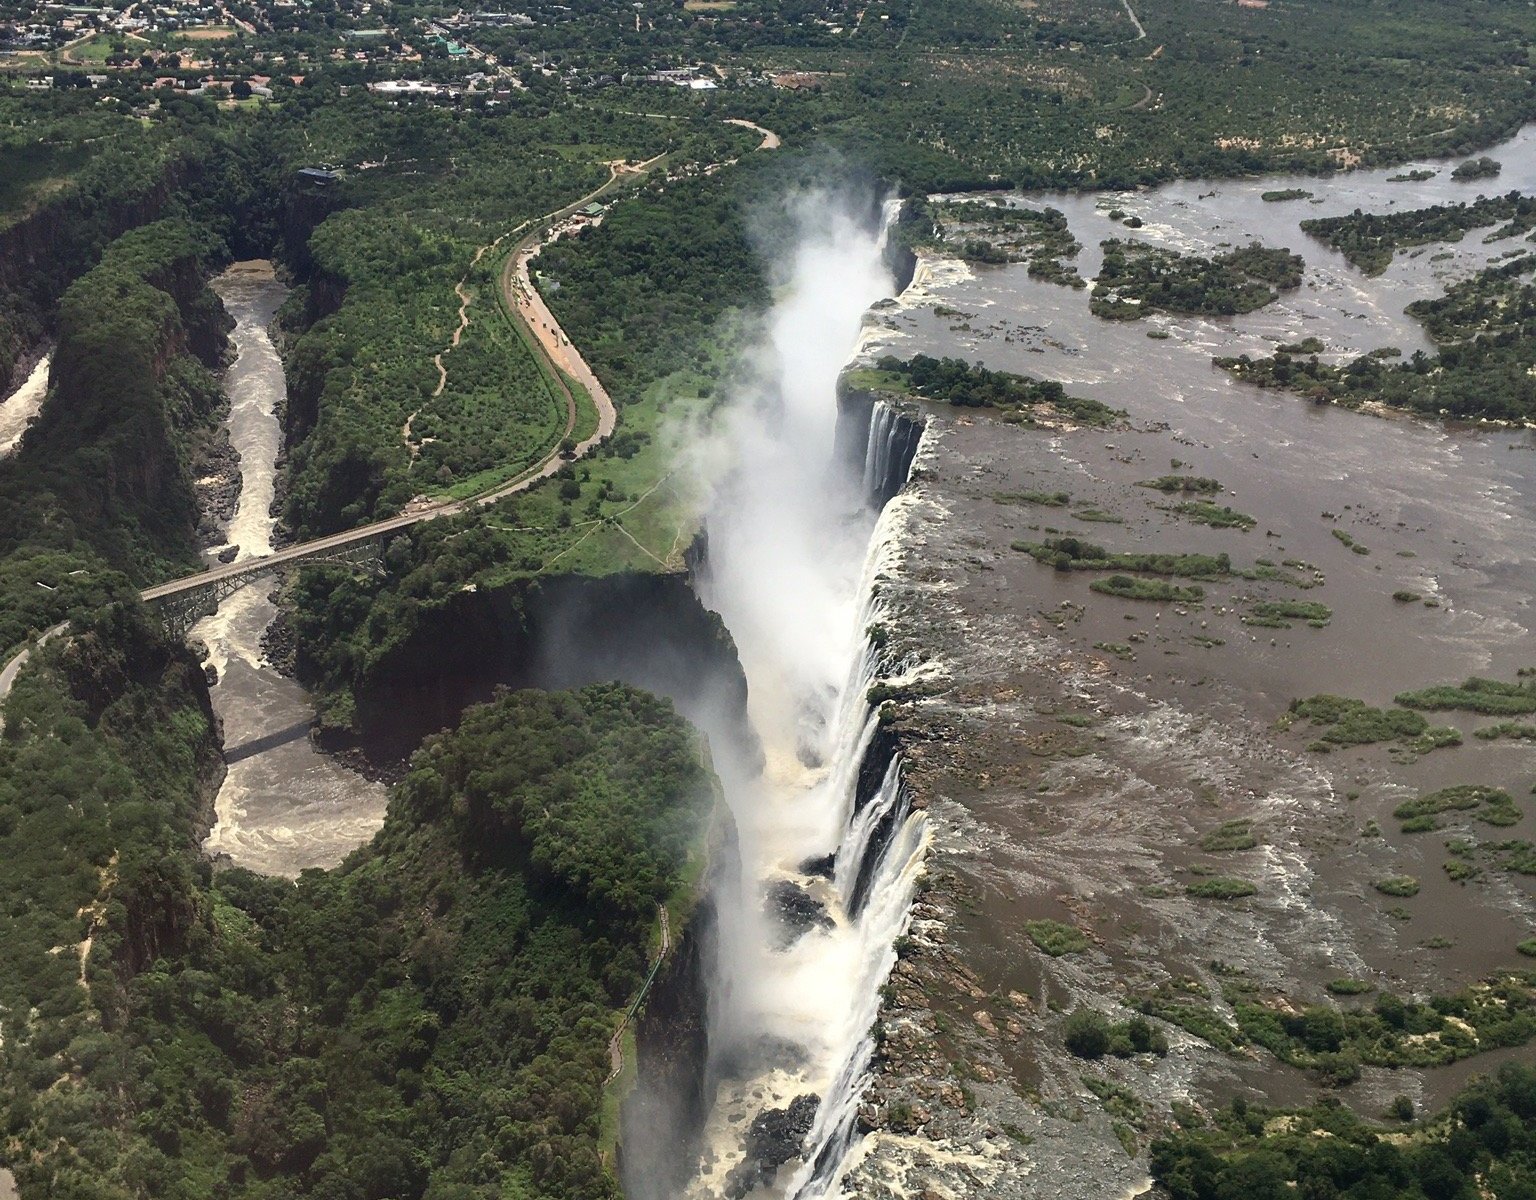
xmin=1092 ymin=241 xmax=1303 ymax=321
xmin=1138 ymin=475 xmax=1222 ymax=494
xmin=61 ymin=32 xmax=148 ymax=64
xmin=1090 ymin=575 xmax=1204 ymax=603
xmin=1476 ymin=721 xmax=1536 ymax=741
xmin=1167 ymin=500 xmax=1254 ymax=530
xmin=1397 ymin=675 xmax=1536 ymax=716
xmin=1393 ymin=785 xmax=1522 ymax=833
xmin=996 ymin=489 xmax=1072 ymax=507
xmin=1243 ymin=599 xmax=1332 ymax=628
xmin=856 ymin=353 xmax=1119 ymax=426
xmin=1287 ymin=693 xmax=1462 ymax=753
xmin=1186 ymin=877 xmax=1257 ymax=900
xmin=1199 ymin=821 xmax=1257 ymax=853
xmin=1014 ymin=536 xmax=1230 ymax=580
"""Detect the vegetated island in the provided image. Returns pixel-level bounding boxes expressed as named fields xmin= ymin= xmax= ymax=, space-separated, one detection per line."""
xmin=1261 ymin=189 xmax=1313 ymax=203
xmin=1301 ymin=191 xmax=1536 ymax=275
xmin=1090 ymin=240 xmax=1305 ymax=321
xmin=1452 ymin=155 xmax=1503 ymax=181
xmin=1215 ymin=251 xmax=1536 ymax=422
xmin=1150 ymin=1063 xmax=1536 ymax=1199
xmin=848 ymin=353 xmax=1122 ymax=427
xmin=898 ymin=195 xmax=1084 ymax=287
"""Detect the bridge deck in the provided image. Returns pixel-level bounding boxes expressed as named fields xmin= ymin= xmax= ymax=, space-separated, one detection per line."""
xmin=139 ymin=507 xmax=442 ymax=601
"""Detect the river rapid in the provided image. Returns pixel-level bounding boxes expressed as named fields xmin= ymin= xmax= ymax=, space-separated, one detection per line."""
xmin=820 ymin=128 xmax=1536 ymax=1200
xmin=885 ymin=128 xmax=1536 ymax=707
xmin=0 ymin=353 xmax=51 ymax=458
xmin=195 ymin=264 xmax=387 ymax=877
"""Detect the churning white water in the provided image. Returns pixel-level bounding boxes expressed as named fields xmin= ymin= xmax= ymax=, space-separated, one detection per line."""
xmin=688 ymin=196 xmax=930 ymax=1198
xmin=0 ymin=352 xmax=51 ymax=457
xmin=195 ymin=265 xmax=387 ymax=876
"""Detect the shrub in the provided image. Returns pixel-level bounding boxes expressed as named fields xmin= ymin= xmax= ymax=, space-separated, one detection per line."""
xmin=1090 ymin=575 xmax=1205 ymax=603
xmin=1374 ymin=875 xmax=1421 ymax=898
xmin=1200 ymin=821 xmax=1258 ymax=852
xmin=1064 ymin=1009 xmax=1112 ymax=1059
xmin=1186 ymin=877 xmax=1258 ymax=900
xmin=1025 ymin=919 xmax=1089 ymax=956
xmin=1314 ymin=1050 xmax=1363 ymax=1088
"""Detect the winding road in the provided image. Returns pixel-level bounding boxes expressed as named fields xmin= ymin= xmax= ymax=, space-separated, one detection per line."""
xmin=1 ymin=117 xmax=778 ymax=734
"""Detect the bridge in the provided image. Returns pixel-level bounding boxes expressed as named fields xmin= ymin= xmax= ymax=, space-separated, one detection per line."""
xmin=143 ymin=534 xmax=394 ymax=641
xmin=139 ymin=153 xmax=633 ymax=640
xmin=1 ymin=118 xmax=778 ymax=705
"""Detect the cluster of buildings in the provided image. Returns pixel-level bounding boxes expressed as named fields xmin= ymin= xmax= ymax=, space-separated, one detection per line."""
xmin=624 ymin=64 xmax=717 ymax=89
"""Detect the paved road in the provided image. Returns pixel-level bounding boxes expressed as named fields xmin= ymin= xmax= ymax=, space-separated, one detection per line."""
xmin=144 ymin=161 xmax=661 ymax=607
xmin=724 ymin=118 xmax=781 ymax=151
xmin=0 ymin=622 xmax=66 ymax=734
xmin=6 ymin=168 xmax=646 ymax=713
xmin=2 ymin=121 xmax=780 ymax=717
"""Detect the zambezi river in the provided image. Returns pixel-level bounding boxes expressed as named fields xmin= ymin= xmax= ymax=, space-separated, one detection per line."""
xmin=195 ymin=263 xmax=387 ymax=877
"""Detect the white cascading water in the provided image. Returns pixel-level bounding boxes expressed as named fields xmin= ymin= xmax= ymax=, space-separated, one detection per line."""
xmin=688 ymin=194 xmax=930 ymax=1199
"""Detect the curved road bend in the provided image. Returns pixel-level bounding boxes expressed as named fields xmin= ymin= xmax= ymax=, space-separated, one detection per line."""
xmin=5 ymin=124 xmax=778 ymax=714
xmin=6 ymin=175 xmax=637 ymax=717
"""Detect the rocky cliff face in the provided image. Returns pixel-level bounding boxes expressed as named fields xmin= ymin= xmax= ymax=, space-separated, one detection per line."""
xmin=0 ymin=154 xmax=193 ymax=390
xmin=835 ymin=379 xmax=926 ymax=507
xmin=10 ymin=225 xmax=233 ymax=575
xmin=619 ymin=813 xmax=740 ymax=1200
xmin=349 ymin=569 xmax=758 ymax=769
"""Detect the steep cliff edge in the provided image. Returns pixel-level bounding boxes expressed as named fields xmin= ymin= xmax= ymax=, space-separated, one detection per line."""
xmin=310 ymin=567 xmax=758 ymax=772
xmin=619 ymin=811 xmax=740 ymax=1200
xmin=835 ymin=376 xmax=926 ymax=507
xmin=0 ymin=681 xmax=717 ymax=1199
xmin=0 ymin=219 xmax=232 ymax=582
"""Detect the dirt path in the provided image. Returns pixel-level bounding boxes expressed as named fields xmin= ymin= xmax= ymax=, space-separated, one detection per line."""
xmin=724 ymin=118 xmax=781 ymax=150
xmin=1118 ymin=0 xmax=1146 ymax=40
xmin=405 ymin=158 xmax=645 ymax=465
xmin=605 ymin=902 xmax=672 ymax=1086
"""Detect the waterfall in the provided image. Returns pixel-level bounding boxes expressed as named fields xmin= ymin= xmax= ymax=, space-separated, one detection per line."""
xmin=664 ymin=192 xmax=931 ymax=1200
xmin=862 ymin=400 xmax=923 ymax=508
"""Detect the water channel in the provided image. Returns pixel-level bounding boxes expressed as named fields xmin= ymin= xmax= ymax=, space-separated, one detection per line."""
xmin=195 ymin=263 xmax=387 ymax=877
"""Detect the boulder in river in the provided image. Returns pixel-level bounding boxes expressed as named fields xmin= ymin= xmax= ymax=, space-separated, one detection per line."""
xmin=723 ymin=1094 xmax=820 ymax=1198
xmin=765 ymin=880 xmax=834 ymax=946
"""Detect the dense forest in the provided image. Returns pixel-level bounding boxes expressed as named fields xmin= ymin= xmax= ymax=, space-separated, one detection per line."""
xmin=850 ymin=353 xmax=1119 ymax=426
xmin=1 ymin=0 xmax=1536 ymax=1193
xmin=895 ymin=196 xmax=1084 ymax=286
xmin=0 ymin=682 xmax=716 ymax=1199
xmin=0 ymin=218 xmax=231 ymax=656
xmin=1152 ymin=1063 xmax=1536 ymax=1200
xmin=1301 ymin=192 xmax=1536 ymax=275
